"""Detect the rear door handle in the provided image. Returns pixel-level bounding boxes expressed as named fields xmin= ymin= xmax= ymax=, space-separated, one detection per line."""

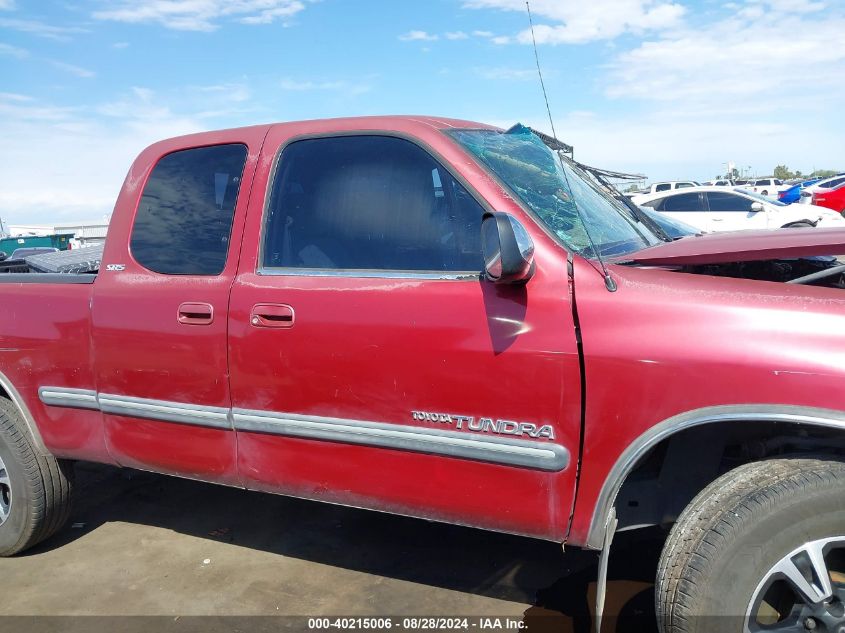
xmin=178 ymin=302 xmax=214 ymax=325
xmin=251 ymin=303 xmax=295 ymax=329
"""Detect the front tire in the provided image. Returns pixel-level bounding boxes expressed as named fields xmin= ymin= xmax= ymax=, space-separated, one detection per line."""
xmin=0 ymin=398 xmax=74 ymax=555
xmin=655 ymin=457 xmax=845 ymax=633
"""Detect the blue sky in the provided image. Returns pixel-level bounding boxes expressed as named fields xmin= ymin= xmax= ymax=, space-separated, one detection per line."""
xmin=1 ymin=0 xmax=843 ymax=223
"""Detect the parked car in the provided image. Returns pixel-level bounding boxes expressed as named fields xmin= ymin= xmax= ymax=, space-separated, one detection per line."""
xmin=633 ymin=186 xmax=845 ymax=232
xmin=644 ymin=180 xmax=700 ymax=194
xmin=812 ymin=182 xmax=845 ymax=213
xmin=704 ymin=179 xmax=735 ymax=187
xmin=747 ymin=177 xmax=787 ymax=197
xmin=777 ymin=178 xmax=821 ymax=204
xmin=1 ymin=118 xmax=845 ymax=633
xmin=800 ymin=174 xmax=845 ymax=204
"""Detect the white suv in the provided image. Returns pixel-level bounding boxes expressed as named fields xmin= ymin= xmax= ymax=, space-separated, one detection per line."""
xmin=747 ymin=178 xmax=786 ymax=197
xmin=646 ymin=181 xmax=700 ymax=194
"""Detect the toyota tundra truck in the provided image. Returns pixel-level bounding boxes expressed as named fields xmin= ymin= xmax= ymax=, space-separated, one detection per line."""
xmin=1 ymin=117 xmax=844 ymax=632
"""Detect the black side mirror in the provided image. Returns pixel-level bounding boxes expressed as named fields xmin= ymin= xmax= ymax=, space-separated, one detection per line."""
xmin=481 ymin=212 xmax=535 ymax=284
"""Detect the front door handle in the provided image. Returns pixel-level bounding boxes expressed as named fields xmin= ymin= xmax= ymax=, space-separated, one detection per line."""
xmin=251 ymin=303 xmax=295 ymax=329
xmin=178 ymin=302 xmax=214 ymax=325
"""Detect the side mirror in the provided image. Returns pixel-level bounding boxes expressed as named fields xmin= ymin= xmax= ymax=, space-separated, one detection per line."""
xmin=750 ymin=201 xmax=764 ymax=212
xmin=481 ymin=212 xmax=535 ymax=284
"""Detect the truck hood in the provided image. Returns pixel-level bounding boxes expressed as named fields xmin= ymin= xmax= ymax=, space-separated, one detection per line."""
xmin=615 ymin=227 xmax=845 ymax=266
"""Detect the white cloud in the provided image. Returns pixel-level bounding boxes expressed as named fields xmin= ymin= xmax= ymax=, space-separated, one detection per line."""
xmin=50 ymin=60 xmax=96 ymax=78
xmin=398 ymin=29 xmax=438 ymax=41
xmin=0 ymin=17 xmax=88 ymax=40
xmin=606 ymin=3 xmax=845 ymax=106
xmin=445 ymin=30 xmax=469 ymax=39
xmin=0 ymin=0 xmax=14 ymax=10
xmin=472 ymin=30 xmax=494 ymax=37
xmin=477 ymin=1 xmax=845 ymax=180
xmin=0 ymin=83 xmax=267 ymax=223
xmin=92 ymin=0 xmax=307 ymax=32
xmin=0 ymin=41 xmax=27 ymax=57
xmin=463 ymin=0 xmax=685 ymax=44
xmin=112 ymin=41 xmax=129 ymax=49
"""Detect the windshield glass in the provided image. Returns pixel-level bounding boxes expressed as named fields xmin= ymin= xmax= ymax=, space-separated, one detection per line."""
xmin=448 ymin=125 xmax=661 ymax=258
xmin=738 ymin=189 xmax=787 ymax=206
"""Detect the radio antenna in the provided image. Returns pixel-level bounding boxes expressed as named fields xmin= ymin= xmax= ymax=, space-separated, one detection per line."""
xmin=526 ymin=1 xmax=558 ymax=145
xmin=525 ymin=1 xmax=616 ymax=291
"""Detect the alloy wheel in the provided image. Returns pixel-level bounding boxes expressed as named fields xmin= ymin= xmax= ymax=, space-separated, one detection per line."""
xmin=746 ymin=537 xmax=845 ymax=632
xmin=0 ymin=454 xmax=10 ymax=526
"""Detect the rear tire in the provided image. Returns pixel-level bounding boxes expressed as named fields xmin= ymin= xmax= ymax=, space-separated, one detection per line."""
xmin=0 ymin=398 xmax=74 ymax=556
xmin=655 ymin=457 xmax=845 ymax=633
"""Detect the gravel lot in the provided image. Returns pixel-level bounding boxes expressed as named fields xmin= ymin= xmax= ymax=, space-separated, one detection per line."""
xmin=0 ymin=463 xmax=662 ymax=632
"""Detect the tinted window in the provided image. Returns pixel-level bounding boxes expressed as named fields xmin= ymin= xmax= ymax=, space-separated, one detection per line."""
xmin=640 ymin=199 xmax=662 ymax=210
xmin=706 ymin=192 xmax=754 ymax=212
xmin=662 ymin=192 xmax=703 ymax=212
xmin=676 ymin=182 xmax=694 ymax=189
xmin=263 ymin=136 xmax=483 ymax=272
xmin=822 ymin=177 xmax=845 ymax=189
xmin=130 ymin=144 xmax=247 ymax=275
xmin=655 ymin=183 xmax=671 ymax=192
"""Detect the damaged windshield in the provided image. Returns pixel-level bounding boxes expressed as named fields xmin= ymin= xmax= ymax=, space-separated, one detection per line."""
xmin=448 ymin=125 xmax=661 ymax=258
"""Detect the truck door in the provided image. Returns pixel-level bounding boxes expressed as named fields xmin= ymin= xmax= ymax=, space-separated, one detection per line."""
xmin=227 ymin=130 xmax=581 ymax=540
xmin=92 ymin=128 xmax=265 ymax=483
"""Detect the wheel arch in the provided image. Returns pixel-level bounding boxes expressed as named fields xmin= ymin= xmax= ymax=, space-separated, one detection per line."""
xmin=0 ymin=369 xmax=50 ymax=456
xmin=583 ymin=404 xmax=845 ymax=550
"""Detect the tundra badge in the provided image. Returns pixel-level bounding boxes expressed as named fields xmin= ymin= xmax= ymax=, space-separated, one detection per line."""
xmin=411 ymin=410 xmax=555 ymax=440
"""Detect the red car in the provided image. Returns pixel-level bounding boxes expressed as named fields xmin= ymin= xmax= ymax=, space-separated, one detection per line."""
xmin=813 ymin=181 xmax=845 ymax=213
xmin=1 ymin=117 xmax=845 ymax=632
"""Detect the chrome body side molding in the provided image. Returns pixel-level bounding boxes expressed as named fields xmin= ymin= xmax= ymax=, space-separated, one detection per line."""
xmin=584 ymin=404 xmax=845 ymax=550
xmin=232 ymin=408 xmax=570 ymax=471
xmin=38 ymin=386 xmax=569 ymax=471
xmin=38 ymin=386 xmax=98 ymax=411
xmin=98 ymin=393 xmax=231 ymax=429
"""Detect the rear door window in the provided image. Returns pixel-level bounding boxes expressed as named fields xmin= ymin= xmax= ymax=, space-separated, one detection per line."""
xmin=130 ymin=144 xmax=247 ymax=275
xmin=661 ymin=192 xmax=704 ymax=212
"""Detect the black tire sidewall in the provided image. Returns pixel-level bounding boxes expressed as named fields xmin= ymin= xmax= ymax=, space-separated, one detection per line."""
xmin=696 ymin=474 xmax=845 ymax=625
xmin=0 ymin=428 xmax=35 ymax=554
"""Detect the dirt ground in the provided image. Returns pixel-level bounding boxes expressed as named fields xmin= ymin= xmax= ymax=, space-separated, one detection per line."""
xmin=0 ymin=463 xmax=664 ymax=633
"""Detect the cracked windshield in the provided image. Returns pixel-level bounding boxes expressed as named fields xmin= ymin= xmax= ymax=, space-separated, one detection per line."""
xmin=449 ymin=125 xmax=661 ymax=258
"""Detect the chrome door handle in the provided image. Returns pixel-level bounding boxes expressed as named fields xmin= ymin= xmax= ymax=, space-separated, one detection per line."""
xmin=251 ymin=303 xmax=295 ymax=329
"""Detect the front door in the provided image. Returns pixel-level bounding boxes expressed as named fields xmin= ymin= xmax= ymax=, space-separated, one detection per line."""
xmin=228 ymin=129 xmax=581 ymax=540
xmin=92 ymin=128 xmax=264 ymax=483
xmin=705 ymin=191 xmax=770 ymax=231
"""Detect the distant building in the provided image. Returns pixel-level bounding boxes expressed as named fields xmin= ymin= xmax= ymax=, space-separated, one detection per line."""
xmin=5 ymin=219 xmax=110 ymax=247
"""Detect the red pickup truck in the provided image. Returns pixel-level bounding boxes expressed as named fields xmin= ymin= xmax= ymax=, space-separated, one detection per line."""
xmin=1 ymin=116 xmax=844 ymax=632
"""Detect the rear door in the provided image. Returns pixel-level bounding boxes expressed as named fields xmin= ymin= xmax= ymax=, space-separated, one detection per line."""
xmin=92 ymin=129 xmax=265 ymax=483
xmin=704 ymin=191 xmax=769 ymax=231
xmin=227 ymin=129 xmax=581 ymax=540
xmin=659 ymin=191 xmax=709 ymax=230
